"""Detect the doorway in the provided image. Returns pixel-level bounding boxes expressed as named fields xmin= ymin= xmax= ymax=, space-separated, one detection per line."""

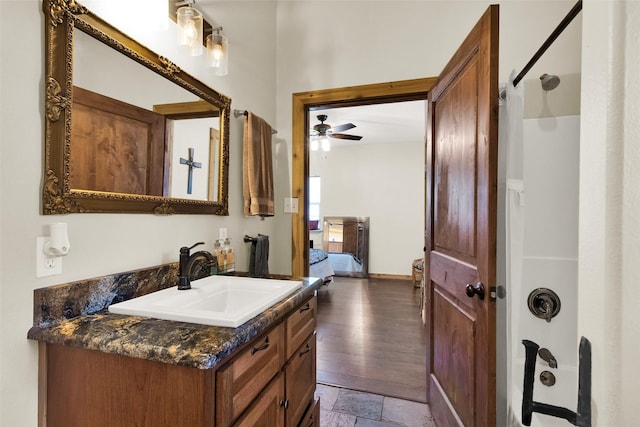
xmin=290 ymin=78 xmax=436 ymax=278
xmin=291 ymin=78 xmax=435 ymax=401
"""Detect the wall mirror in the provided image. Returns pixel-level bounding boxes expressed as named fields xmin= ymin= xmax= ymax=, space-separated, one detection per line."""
xmin=322 ymin=216 xmax=369 ymax=278
xmin=42 ymin=0 xmax=231 ymax=214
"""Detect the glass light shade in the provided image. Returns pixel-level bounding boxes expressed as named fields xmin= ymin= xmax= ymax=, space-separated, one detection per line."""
xmin=320 ymin=136 xmax=331 ymax=151
xmin=177 ymin=6 xmax=203 ymax=56
xmin=310 ymin=136 xmax=319 ymax=151
xmin=206 ymin=33 xmax=229 ymax=76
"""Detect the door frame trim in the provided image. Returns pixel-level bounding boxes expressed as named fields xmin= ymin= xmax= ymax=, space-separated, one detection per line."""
xmin=290 ymin=78 xmax=437 ymax=277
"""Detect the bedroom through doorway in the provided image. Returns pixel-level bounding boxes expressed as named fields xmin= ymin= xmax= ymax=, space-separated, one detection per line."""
xmin=292 ymin=80 xmax=433 ymax=403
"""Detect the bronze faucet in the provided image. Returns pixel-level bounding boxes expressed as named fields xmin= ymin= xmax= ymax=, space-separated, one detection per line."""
xmin=178 ymin=242 xmax=217 ymax=290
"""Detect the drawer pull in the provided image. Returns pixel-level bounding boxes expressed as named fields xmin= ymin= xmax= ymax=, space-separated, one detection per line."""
xmin=279 ymin=399 xmax=289 ymax=408
xmin=299 ymin=302 xmax=311 ymax=313
xmin=250 ymin=336 xmax=270 ymax=355
xmin=299 ymin=343 xmax=311 ymax=357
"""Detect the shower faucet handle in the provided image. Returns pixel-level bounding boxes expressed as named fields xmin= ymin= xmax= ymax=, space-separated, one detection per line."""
xmin=527 ymin=288 xmax=561 ymax=322
xmin=538 ymin=347 xmax=558 ymax=369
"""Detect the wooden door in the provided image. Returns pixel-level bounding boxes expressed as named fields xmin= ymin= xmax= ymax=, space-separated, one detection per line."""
xmin=425 ymin=6 xmax=498 ymax=427
xmin=342 ymin=221 xmax=359 ymax=255
xmin=71 ymin=86 xmax=166 ymax=196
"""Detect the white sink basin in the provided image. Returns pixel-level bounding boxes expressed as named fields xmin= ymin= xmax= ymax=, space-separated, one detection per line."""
xmin=108 ymin=275 xmax=303 ymax=327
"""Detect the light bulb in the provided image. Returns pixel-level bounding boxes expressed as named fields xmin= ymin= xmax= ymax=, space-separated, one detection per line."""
xmin=206 ymin=32 xmax=229 ymax=75
xmin=212 ymin=43 xmax=223 ymax=60
xmin=321 ymin=136 xmax=330 ymax=152
xmin=177 ymin=6 xmax=203 ymax=56
xmin=183 ymin=20 xmax=197 ymax=46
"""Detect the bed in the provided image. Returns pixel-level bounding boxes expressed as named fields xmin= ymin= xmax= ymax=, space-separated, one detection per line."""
xmin=309 ymin=248 xmax=335 ymax=283
xmin=327 ymin=252 xmax=363 ymax=274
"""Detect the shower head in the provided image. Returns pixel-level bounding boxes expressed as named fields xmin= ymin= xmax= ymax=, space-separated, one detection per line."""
xmin=540 ymin=74 xmax=560 ymax=91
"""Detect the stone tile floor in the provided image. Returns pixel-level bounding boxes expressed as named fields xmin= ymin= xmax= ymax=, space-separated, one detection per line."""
xmin=316 ymin=384 xmax=437 ymax=427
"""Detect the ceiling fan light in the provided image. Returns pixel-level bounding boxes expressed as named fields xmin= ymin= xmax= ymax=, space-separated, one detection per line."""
xmin=177 ymin=4 xmax=203 ymax=56
xmin=310 ymin=136 xmax=319 ymax=151
xmin=320 ymin=136 xmax=331 ymax=152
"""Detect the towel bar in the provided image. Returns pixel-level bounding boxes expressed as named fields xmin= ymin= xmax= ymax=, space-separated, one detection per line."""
xmin=233 ymin=109 xmax=278 ymax=134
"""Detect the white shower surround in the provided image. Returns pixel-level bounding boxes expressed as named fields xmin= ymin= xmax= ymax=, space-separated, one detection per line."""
xmin=505 ymin=114 xmax=580 ymax=427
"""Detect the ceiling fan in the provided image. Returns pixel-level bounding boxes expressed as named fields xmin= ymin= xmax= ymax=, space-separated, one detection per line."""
xmin=310 ymin=114 xmax=362 ymax=151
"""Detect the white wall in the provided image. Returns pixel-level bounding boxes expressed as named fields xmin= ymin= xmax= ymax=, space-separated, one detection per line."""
xmin=0 ymin=1 xmax=277 ymax=425
xmin=170 ymin=119 xmax=218 ymax=201
xmin=579 ymin=1 xmax=640 ymax=426
xmin=310 ymin=141 xmax=424 ymax=275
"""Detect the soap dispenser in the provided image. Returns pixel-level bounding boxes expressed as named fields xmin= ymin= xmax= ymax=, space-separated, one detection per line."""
xmin=223 ymin=238 xmax=235 ymax=272
xmin=214 ymin=239 xmax=225 ymax=272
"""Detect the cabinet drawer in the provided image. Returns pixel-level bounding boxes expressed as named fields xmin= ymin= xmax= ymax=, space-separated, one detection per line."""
xmin=298 ymin=397 xmax=320 ymax=427
xmin=216 ymin=323 xmax=285 ymax=426
xmin=285 ymin=296 xmax=316 ymax=359
xmin=285 ymin=333 xmax=317 ymax=427
xmin=232 ymin=373 xmax=285 ymax=427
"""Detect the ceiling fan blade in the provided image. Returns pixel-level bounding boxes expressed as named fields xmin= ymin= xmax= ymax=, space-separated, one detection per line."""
xmin=330 ymin=133 xmax=363 ymax=141
xmin=330 ymin=123 xmax=356 ymax=133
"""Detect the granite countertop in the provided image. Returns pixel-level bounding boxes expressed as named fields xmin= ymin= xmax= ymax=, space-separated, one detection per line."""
xmin=28 ymin=272 xmax=323 ymax=370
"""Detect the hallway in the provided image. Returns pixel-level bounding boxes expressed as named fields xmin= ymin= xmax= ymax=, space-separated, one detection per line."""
xmin=316 ymin=277 xmax=428 ymax=403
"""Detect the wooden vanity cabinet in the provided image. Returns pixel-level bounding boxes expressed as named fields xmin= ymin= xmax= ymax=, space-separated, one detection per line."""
xmin=222 ymin=295 xmax=318 ymax=427
xmin=42 ymin=343 xmax=216 ymax=427
xmin=298 ymin=398 xmax=320 ymax=427
xmin=286 ymin=296 xmax=317 ymax=360
xmin=216 ymin=323 xmax=286 ymax=426
xmin=232 ymin=373 xmax=286 ymax=427
xmin=285 ymin=334 xmax=317 ymax=427
xmin=38 ymin=296 xmax=318 ymax=427
xmin=232 ymin=333 xmax=317 ymax=427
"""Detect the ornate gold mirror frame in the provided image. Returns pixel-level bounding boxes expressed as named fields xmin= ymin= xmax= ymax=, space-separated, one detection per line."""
xmin=43 ymin=0 xmax=231 ymax=215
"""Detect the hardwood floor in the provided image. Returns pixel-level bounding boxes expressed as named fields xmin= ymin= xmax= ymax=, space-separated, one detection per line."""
xmin=316 ymin=277 xmax=427 ymax=403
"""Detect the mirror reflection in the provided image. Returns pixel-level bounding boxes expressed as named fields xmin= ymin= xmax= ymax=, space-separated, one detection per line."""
xmin=322 ymin=216 xmax=369 ymax=278
xmin=43 ymin=1 xmax=230 ymax=214
xmin=72 ymin=29 xmax=221 ymax=201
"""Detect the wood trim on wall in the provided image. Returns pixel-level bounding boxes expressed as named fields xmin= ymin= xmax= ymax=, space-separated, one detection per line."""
xmin=291 ymin=78 xmax=437 ymax=277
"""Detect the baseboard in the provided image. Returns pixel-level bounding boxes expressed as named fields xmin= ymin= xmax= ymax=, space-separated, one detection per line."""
xmin=368 ymin=273 xmax=411 ymax=281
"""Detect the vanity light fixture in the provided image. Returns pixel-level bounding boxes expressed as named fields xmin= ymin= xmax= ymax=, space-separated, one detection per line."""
xmin=176 ymin=0 xmax=203 ymax=56
xmin=206 ymin=27 xmax=229 ymax=76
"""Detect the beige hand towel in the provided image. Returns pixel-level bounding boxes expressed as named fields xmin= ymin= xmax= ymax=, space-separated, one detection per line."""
xmin=243 ymin=112 xmax=274 ymax=217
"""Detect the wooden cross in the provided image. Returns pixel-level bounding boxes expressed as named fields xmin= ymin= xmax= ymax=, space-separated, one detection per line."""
xmin=179 ymin=147 xmax=202 ymax=194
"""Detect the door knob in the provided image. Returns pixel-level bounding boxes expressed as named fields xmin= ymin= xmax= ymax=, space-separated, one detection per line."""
xmin=465 ymin=282 xmax=485 ymax=300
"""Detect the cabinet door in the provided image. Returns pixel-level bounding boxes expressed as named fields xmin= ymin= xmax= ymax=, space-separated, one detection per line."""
xmin=217 ymin=324 xmax=285 ymax=426
xmin=286 ymin=296 xmax=317 ymax=360
xmin=285 ymin=334 xmax=317 ymax=427
xmin=233 ymin=374 xmax=285 ymax=427
xmin=298 ymin=398 xmax=320 ymax=427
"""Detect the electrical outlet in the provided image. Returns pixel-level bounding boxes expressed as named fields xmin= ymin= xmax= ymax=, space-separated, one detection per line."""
xmin=36 ymin=236 xmax=62 ymax=278
xmin=218 ymin=227 xmax=228 ymax=239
